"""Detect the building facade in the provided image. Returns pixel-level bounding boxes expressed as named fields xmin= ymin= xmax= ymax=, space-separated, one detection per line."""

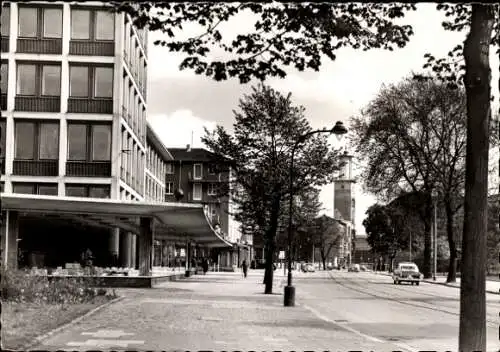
xmin=166 ymin=146 xmax=248 ymax=269
xmin=0 ymin=1 xmax=187 ymax=271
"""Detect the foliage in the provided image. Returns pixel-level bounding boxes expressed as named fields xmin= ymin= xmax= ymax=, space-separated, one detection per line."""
xmin=1 ymin=268 xmax=115 ymax=305
xmin=114 ymin=2 xmax=416 ymax=83
xmin=363 ymin=204 xmax=409 ymax=260
xmin=309 ymin=215 xmax=344 ymax=268
xmin=415 ymin=4 xmax=499 ymax=90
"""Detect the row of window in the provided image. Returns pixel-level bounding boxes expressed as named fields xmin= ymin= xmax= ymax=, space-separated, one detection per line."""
xmin=12 ymin=120 xmax=111 ymax=162
xmin=1 ymin=62 xmax=113 ymax=99
xmin=12 ymin=182 xmax=110 ymax=198
xmin=145 ymin=145 xmax=171 ymax=184
xmin=120 ymin=127 xmax=144 ymax=194
xmin=1 ymin=6 xmax=115 ymax=42
xmin=122 ymin=73 xmax=146 ymax=142
xmin=192 ymin=163 xmax=217 ymax=179
xmin=145 ymin=174 xmax=165 ymax=202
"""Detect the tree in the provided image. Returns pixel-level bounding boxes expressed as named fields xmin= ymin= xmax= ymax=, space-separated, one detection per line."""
xmin=350 ymin=77 xmax=468 ymax=279
xmin=363 ymin=204 xmax=409 ymax=272
xmin=310 ymin=215 xmax=343 ymax=271
xmin=117 ymin=2 xmax=497 ymax=348
xmin=202 ymin=84 xmax=343 ymax=294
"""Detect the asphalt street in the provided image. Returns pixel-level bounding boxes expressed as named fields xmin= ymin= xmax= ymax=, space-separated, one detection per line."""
xmin=29 ymin=270 xmax=500 ymax=351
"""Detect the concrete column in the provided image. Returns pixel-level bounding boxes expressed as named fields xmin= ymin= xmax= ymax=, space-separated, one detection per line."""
xmin=108 ymin=228 xmax=120 ymax=266
xmin=119 ymin=231 xmax=132 ymax=268
xmin=130 ymin=234 xmax=137 ymax=268
xmin=185 ymin=241 xmax=191 ymax=277
xmin=2 ymin=210 xmax=19 ymax=269
xmin=138 ymin=217 xmax=153 ymax=276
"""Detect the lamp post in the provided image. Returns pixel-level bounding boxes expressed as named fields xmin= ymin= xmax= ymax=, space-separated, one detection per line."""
xmin=284 ymin=121 xmax=348 ymax=307
xmin=432 ymin=189 xmax=438 ymax=281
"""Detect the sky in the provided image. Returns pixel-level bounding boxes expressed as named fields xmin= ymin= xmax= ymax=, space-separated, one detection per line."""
xmin=145 ymin=4 xmax=500 ymax=236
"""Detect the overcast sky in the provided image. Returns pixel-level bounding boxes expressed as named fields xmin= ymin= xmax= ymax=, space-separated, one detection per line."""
xmin=145 ymin=4 xmax=500 ymax=236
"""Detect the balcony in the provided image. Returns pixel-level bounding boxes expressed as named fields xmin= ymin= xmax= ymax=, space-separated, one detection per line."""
xmin=13 ymin=159 xmax=58 ymax=176
xmin=1 ymin=94 xmax=7 ymax=111
xmin=67 ymin=98 xmax=113 ymax=114
xmin=69 ymin=40 xmax=114 ymax=56
xmin=66 ymin=161 xmax=111 ymax=177
xmin=1 ymin=37 xmax=9 ymax=52
xmin=15 ymin=96 xmax=60 ymax=112
xmin=17 ymin=38 xmax=62 ymax=54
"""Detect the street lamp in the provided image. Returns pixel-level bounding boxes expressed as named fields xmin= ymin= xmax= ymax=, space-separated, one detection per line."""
xmin=432 ymin=189 xmax=438 ymax=281
xmin=284 ymin=121 xmax=348 ymax=307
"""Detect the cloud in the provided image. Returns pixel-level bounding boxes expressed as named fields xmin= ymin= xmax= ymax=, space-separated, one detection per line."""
xmin=147 ymin=110 xmax=217 ymax=149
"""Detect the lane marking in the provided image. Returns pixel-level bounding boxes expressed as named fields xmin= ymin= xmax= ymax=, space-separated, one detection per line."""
xmin=81 ymin=329 xmax=134 ymax=338
xmin=66 ymin=339 xmax=144 ymax=347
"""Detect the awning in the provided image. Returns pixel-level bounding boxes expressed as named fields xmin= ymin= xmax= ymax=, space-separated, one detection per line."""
xmin=0 ymin=193 xmax=233 ymax=248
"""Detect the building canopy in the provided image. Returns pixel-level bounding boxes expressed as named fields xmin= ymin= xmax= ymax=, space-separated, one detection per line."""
xmin=0 ymin=193 xmax=233 ymax=248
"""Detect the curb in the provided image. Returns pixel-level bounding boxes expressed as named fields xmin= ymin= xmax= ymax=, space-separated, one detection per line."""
xmin=373 ymin=272 xmax=500 ymax=295
xmin=22 ymin=295 xmax=125 ymax=350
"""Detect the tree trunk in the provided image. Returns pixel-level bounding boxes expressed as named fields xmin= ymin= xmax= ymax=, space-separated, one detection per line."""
xmin=264 ymin=191 xmax=281 ymax=294
xmin=320 ymin=249 xmax=326 ymax=271
xmin=422 ymin=197 xmax=433 ymax=278
xmin=445 ymin=199 xmax=458 ymax=283
xmin=459 ymin=5 xmax=494 ymax=352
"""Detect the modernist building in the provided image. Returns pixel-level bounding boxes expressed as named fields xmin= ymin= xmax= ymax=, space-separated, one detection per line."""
xmin=167 ymin=146 xmax=250 ymax=269
xmin=0 ymin=1 xmax=231 ymax=274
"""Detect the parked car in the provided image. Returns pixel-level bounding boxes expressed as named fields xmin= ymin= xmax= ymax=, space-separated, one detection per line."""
xmin=301 ymin=263 xmax=315 ymax=272
xmin=348 ymin=264 xmax=360 ymax=272
xmin=392 ymin=262 xmax=423 ymax=285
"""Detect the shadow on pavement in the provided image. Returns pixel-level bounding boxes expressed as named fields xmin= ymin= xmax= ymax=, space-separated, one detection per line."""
xmin=248 ymin=319 xmax=345 ymax=331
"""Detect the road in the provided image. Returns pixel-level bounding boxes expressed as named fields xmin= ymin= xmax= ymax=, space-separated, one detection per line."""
xmin=296 ymin=270 xmax=500 ymax=352
xmin=27 ymin=270 xmax=499 ymax=351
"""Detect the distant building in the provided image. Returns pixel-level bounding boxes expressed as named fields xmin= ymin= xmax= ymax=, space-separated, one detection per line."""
xmin=166 ymin=146 xmax=251 ymax=269
xmin=352 ymin=236 xmax=373 ymax=265
xmin=332 ymin=151 xmax=356 ymax=266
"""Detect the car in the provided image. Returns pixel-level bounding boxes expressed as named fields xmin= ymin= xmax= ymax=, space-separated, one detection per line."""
xmin=348 ymin=264 xmax=360 ymax=272
xmin=301 ymin=263 xmax=315 ymax=272
xmin=392 ymin=262 xmax=422 ymax=285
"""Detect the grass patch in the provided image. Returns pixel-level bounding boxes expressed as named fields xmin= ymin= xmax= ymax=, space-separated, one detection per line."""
xmin=1 ymin=296 xmax=113 ymax=350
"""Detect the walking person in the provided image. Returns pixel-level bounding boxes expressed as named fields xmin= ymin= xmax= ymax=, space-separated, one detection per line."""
xmin=242 ymin=260 xmax=248 ymax=278
xmin=202 ymin=258 xmax=209 ymax=275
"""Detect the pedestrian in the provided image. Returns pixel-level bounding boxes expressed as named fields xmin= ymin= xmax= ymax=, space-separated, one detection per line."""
xmin=202 ymin=258 xmax=209 ymax=275
xmin=242 ymin=260 xmax=248 ymax=278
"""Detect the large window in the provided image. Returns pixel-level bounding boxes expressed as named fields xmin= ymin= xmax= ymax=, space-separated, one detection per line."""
xmin=207 ymin=183 xmax=217 ymax=196
xmin=67 ymin=123 xmax=111 ymax=161
xmin=69 ymin=65 xmax=113 ymax=98
xmin=193 ymin=183 xmax=202 ymax=201
xmin=65 ymin=184 xmax=110 ymax=198
xmin=166 ymin=182 xmax=173 ymax=195
xmin=18 ymin=6 xmax=62 ymax=38
xmin=70 ymin=8 xmax=115 ymax=41
xmin=193 ymin=163 xmax=202 ymax=179
xmin=1 ymin=62 xmax=7 ymax=94
xmin=17 ymin=63 xmax=61 ymax=96
xmin=13 ymin=182 xmax=58 ymax=195
xmin=15 ymin=121 xmax=59 ymax=160
xmin=166 ymin=162 xmax=173 ymax=174
xmin=1 ymin=6 xmax=9 ymax=37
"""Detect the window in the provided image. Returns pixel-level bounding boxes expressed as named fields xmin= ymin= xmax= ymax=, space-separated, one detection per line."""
xmin=166 ymin=162 xmax=173 ymax=174
xmin=66 ymin=184 xmax=110 ymax=198
xmin=0 ymin=120 xmax=5 ymax=158
xmin=208 ymin=163 xmax=217 ymax=174
xmin=1 ymin=62 xmax=7 ymax=94
xmin=18 ymin=7 xmax=62 ymax=38
xmin=207 ymin=183 xmax=217 ymax=196
xmin=67 ymin=123 xmax=111 ymax=161
xmin=69 ymin=65 xmax=113 ymax=98
xmin=166 ymin=182 xmax=173 ymax=195
xmin=193 ymin=163 xmax=202 ymax=179
xmin=15 ymin=121 xmax=59 ymax=160
xmin=1 ymin=6 xmax=9 ymax=37
xmin=13 ymin=183 xmax=57 ymax=195
xmin=193 ymin=183 xmax=202 ymax=201
xmin=17 ymin=63 xmax=61 ymax=96
xmin=70 ymin=8 xmax=115 ymax=41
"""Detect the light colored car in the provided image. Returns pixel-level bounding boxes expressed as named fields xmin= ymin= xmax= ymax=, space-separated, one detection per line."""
xmin=392 ymin=262 xmax=422 ymax=285
xmin=301 ymin=263 xmax=315 ymax=272
xmin=348 ymin=264 xmax=360 ymax=272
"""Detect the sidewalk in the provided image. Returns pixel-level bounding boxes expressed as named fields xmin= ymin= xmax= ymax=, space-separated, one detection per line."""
xmin=32 ymin=270 xmax=404 ymax=351
xmin=373 ymin=271 xmax=500 ymax=294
